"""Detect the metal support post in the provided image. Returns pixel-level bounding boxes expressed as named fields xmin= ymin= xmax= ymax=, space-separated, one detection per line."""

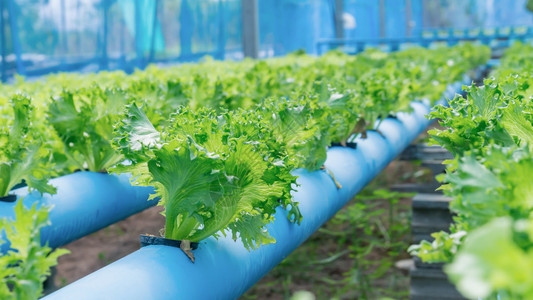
xmin=0 ymin=0 xmax=7 ymax=82
xmin=334 ymin=0 xmax=343 ymax=39
xmin=241 ymin=0 xmax=259 ymax=59
xmin=216 ymin=0 xmax=226 ymax=60
xmin=406 ymin=0 xmax=412 ymax=37
xmin=101 ymin=0 xmax=109 ymax=70
xmin=379 ymin=0 xmax=386 ymax=38
xmin=7 ymin=0 xmax=24 ymax=75
xmin=149 ymin=0 xmax=159 ymax=62
xmin=134 ymin=0 xmax=144 ymax=68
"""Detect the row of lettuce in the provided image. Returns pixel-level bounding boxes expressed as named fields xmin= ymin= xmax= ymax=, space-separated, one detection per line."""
xmin=0 ymin=44 xmax=489 ymax=299
xmin=409 ymin=42 xmax=533 ymax=299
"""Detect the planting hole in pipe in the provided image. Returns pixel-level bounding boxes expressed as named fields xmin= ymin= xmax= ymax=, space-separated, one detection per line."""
xmin=0 ymin=194 xmax=17 ymax=203
xmin=330 ymin=142 xmax=357 ymax=149
xmin=140 ymin=234 xmax=199 ymax=263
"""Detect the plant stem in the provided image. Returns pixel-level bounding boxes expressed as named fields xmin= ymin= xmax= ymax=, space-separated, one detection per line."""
xmin=168 ymin=214 xmax=198 ymax=240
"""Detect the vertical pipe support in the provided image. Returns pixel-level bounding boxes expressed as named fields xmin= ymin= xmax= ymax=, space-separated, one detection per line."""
xmin=406 ymin=0 xmax=412 ymax=37
xmin=216 ymin=0 xmax=226 ymax=60
xmin=149 ymin=0 xmax=159 ymax=62
xmin=100 ymin=0 xmax=109 ymax=70
xmin=334 ymin=0 xmax=344 ymax=39
xmin=134 ymin=0 xmax=144 ymax=68
xmin=76 ymin=0 xmax=81 ymax=55
xmin=60 ymin=0 xmax=68 ymax=69
xmin=179 ymin=0 xmax=193 ymax=58
xmin=379 ymin=0 xmax=386 ymax=38
xmin=241 ymin=0 xmax=259 ymax=58
xmin=7 ymin=0 xmax=24 ymax=75
xmin=0 ymin=0 xmax=7 ymax=82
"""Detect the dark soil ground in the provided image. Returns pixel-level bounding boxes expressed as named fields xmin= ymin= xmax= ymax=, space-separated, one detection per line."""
xmin=50 ymin=123 xmax=440 ymax=299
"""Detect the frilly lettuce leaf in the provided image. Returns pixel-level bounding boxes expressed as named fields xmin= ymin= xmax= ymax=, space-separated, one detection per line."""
xmin=47 ymin=87 xmax=126 ymax=172
xmin=0 ymin=95 xmax=55 ymax=196
xmin=113 ymin=104 xmax=300 ymax=250
xmin=0 ymin=201 xmax=69 ymax=299
xmin=446 ymin=217 xmax=533 ymax=299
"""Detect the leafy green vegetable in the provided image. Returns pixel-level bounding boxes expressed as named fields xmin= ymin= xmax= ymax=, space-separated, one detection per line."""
xmin=259 ymin=95 xmax=331 ymax=171
xmin=0 ymin=200 xmax=69 ymax=299
xmin=0 ymin=95 xmax=55 ymax=197
xmin=429 ymin=72 xmax=533 ymax=156
xmin=408 ymin=230 xmax=466 ymax=263
xmin=446 ymin=217 xmax=533 ymax=299
xmin=47 ymin=87 xmax=127 ymax=172
xmin=310 ymin=82 xmax=364 ymax=145
xmin=411 ymin=42 xmax=533 ymax=298
xmin=114 ymin=103 xmax=300 ymax=249
xmin=497 ymin=42 xmax=533 ymax=75
xmin=0 ymin=43 xmax=488 ymax=255
xmin=413 ymin=146 xmax=533 ymax=264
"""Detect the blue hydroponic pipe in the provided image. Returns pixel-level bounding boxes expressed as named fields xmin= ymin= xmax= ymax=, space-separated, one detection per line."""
xmin=0 ymin=172 xmax=157 ymax=251
xmin=43 ymin=76 xmax=473 ymax=300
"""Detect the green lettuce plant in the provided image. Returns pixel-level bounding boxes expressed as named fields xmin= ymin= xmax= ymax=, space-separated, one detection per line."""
xmin=47 ymin=86 xmax=128 ymax=172
xmin=0 ymin=95 xmax=55 ymax=197
xmin=114 ymin=103 xmax=300 ymax=259
xmin=0 ymin=201 xmax=68 ymax=299
xmin=446 ymin=217 xmax=533 ymax=299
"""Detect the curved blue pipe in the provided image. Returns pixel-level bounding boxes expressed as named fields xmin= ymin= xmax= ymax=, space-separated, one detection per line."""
xmin=0 ymin=172 xmax=156 ymax=250
xmin=43 ymin=93 xmax=451 ymax=300
xmin=377 ymin=118 xmax=409 ymax=155
xmin=323 ymin=147 xmax=369 ymax=205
